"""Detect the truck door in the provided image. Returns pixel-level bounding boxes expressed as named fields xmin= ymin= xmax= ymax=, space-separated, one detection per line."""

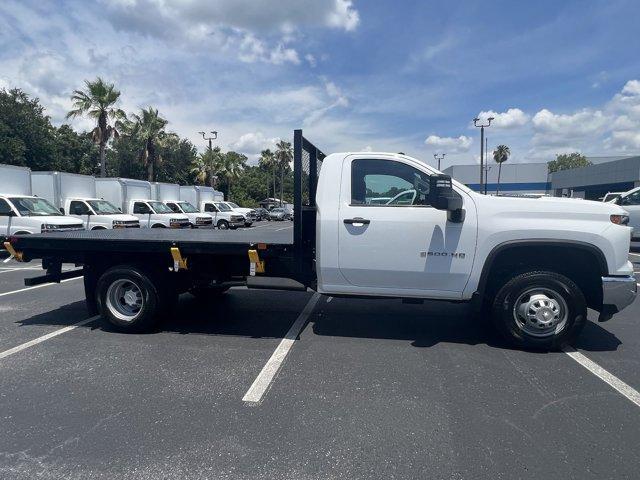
xmin=0 ymin=199 xmax=14 ymax=237
xmin=70 ymin=200 xmax=92 ymax=229
xmin=203 ymin=202 xmax=219 ymax=223
xmin=337 ymin=156 xmax=477 ymax=296
xmin=133 ymin=202 xmax=152 ymax=228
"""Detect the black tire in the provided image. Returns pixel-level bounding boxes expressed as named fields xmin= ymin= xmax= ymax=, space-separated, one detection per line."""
xmin=217 ymin=220 xmax=229 ymax=230
xmin=152 ymin=224 xmax=166 ymax=228
xmin=491 ymin=271 xmax=587 ymax=350
xmin=189 ymin=285 xmax=230 ymax=299
xmin=96 ymin=266 xmax=162 ymax=333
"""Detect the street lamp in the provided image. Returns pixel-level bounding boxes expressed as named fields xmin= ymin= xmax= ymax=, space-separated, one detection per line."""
xmin=473 ymin=116 xmax=494 ymax=193
xmin=198 ymin=130 xmax=218 ymax=151
xmin=433 ymin=153 xmax=446 ymax=171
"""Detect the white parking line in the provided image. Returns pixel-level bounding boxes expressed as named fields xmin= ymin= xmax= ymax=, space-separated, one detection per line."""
xmin=275 ymin=225 xmax=293 ymax=231
xmin=0 ymin=277 xmax=81 ymax=298
xmin=629 ymin=252 xmax=640 ymax=258
xmin=0 ymin=316 xmax=99 ymax=360
xmin=243 ymin=292 xmax=321 ymax=404
xmin=563 ymin=346 xmax=640 ymax=408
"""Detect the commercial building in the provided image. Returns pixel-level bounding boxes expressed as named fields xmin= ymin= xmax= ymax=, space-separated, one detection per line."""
xmin=549 ymin=156 xmax=640 ymax=199
xmin=443 ymin=163 xmax=550 ymax=195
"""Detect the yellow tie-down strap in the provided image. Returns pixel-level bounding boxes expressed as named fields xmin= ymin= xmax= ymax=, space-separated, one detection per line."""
xmin=170 ymin=247 xmax=188 ymax=271
xmin=3 ymin=241 xmax=24 ymax=262
xmin=248 ymin=249 xmax=265 ymax=275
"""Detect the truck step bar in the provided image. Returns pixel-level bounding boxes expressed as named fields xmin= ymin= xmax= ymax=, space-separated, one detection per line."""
xmin=246 ymin=276 xmax=307 ymax=292
xmin=24 ymin=269 xmax=84 ymax=286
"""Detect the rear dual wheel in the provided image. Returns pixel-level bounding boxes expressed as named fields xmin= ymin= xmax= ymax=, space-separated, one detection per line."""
xmin=95 ymin=266 xmax=172 ymax=333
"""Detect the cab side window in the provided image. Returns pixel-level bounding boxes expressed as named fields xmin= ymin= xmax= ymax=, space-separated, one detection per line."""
xmin=351 ymin=159 xmax=430 ymax=206
xmin=622 ymin=192 xmax=640 ymax=206
xmin=0 ymin=199 xmax=14 ymax=216
xmin=167 ymin=203 xmax=180 ymax=213
xmin=204 ymin=204 xmax=218 ymax=213
xmin=70 ymin=201 xmax=90 ymax=215
xmin=133 ymin=202 xmax=151 ymax=214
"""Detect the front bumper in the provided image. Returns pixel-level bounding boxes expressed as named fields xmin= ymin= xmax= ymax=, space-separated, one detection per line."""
xmin=600 ymin=275 xmax=637 ymax=320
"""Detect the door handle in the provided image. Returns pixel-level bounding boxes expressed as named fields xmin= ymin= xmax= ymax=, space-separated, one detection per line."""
xmin=344 ymin=217 xmax=370 ymax=226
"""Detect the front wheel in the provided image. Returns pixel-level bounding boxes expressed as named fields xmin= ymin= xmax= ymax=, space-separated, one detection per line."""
xmin=491 ymin=271 xmax=587 ymax=350
xmin=96 ymin=266 xmax=163 ymax=333
xmin=217 ymin=220 xmax=229 ymax=230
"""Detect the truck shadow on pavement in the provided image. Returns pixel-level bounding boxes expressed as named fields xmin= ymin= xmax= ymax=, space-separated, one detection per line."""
xmin=15 ymin=292 xmax=620 ymax=353
xmin=310 ymin=298 xmax=621 ymax=353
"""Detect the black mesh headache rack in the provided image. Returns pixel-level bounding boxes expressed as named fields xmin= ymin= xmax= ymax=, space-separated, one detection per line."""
xmin=6 ymin=130 xmax=325 ymax=288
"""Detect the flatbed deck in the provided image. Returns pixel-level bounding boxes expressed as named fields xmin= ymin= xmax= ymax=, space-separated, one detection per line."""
xmin=11 ymin=226 xmax=293 ymax=258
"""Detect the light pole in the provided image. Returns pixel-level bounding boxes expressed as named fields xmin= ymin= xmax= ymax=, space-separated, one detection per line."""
xmin=473 ymin=116 xmax=494 ymax=194
xmin=198 ymin=130 xmax=218 ymax=151
xmin=433 ymin=153 xmax=446 ymax=171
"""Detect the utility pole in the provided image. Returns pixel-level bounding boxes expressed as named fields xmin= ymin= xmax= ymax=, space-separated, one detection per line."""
xmin=484 ymin=137 xmax=488 ymax=195
xmin=473 ymin=116 xmax=494 ymax=194
xmin=433 ymin=153 xmax=446 ymax=171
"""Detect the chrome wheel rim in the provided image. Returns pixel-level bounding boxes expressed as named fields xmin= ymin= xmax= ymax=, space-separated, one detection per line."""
xmin=106 ymin=279 xmax=144 ymax=322
xmin=513 ymin=287 xmax=568 ymax=338
xmin=218 ymin=222 xmax=228 ymax=230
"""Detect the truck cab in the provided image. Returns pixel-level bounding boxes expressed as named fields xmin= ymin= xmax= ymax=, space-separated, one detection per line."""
xmin=130 ymin=200 xmax=190 ymax=229
xmin=201 ymin=201 xmax=245 ymax=230
xmin=164 ymin=200 xmax=214 ymax=228
xmin=0 ymin=194 xmax=84 ymax=241
xmin=219 ymin=201 xmax=256 ymax=226
xmin=65 ymin=198 xmax=140 ymax=230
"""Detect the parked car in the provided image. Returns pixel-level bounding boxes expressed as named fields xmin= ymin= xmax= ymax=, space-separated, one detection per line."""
xmin=612 ymin=187 xmax=640 ymax=241
xmin=268 ymin=207 xmax=288 ymax=221
xmin=602 ymin=192 xmax=624 ymax=203
xmin=253 ymin=207 xmax=270 ymax=221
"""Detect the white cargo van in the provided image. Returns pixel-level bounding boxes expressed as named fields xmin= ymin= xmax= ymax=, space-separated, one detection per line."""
xmin=96 ymin=178 xmax=189 ymax=229
xmin=0 ymin=164 xmax=84 ymax=243
xmin=31 ymin=171 xmax=140 ymax=230
xmin=179 ymin=186 xmax=244 ymax=230
xmin=151 ymin=182 xmax=213 ymax=228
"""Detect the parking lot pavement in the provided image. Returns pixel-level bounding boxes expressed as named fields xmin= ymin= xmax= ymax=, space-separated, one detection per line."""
xmin=0 ymin=251 xmax=639 ymax=479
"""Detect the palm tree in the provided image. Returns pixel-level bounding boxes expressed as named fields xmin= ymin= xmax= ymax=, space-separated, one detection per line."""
xmin=259 ymin=148 xmax=277 ymax=199
xmin=275 ymin=140 xmax=293 ymax=206
xmin=493 ymin=145 xmax=511 ymax=195
xmin=217 ymin=151 xmax=246 ymax=200
xmin=67 ymin=77 xmax=126 ymax=177
xmin=125 ymin=107 xmax=171 ymax=182
xmin=191 ymin=146 xmax=222 ymax=187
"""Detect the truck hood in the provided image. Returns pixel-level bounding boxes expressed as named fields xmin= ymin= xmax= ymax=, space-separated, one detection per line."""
xmin=473 ymin=193 xmax=627 ymax=219
xmin=33 ymin=216 xmax=84 ymax=225
xmin=104 ymin=214 xmax=138 ymax=222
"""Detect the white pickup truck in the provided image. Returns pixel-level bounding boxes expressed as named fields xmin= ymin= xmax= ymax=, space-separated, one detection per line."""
xmin=6 ymin=130 xmax=636 ymax=351
xmin=0 ymin=164 xmax=84 ymax=243
xmin=96 ymin=178 xmax=190 ymax=229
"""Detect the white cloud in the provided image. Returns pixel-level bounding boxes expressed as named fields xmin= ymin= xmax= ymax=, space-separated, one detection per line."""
xmin=228 ymin=132 xmax=278 ymax=157
xmin=326 ymin=0 xmax=360 ymax=31
xmin=424 ymin=135 xmax=472 ymax=153
xmin=475 ymin=108 xmax=529 ymax=129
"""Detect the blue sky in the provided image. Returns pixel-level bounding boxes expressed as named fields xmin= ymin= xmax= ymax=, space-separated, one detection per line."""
xmin=1 ymin=0 xmax=639 ymax=168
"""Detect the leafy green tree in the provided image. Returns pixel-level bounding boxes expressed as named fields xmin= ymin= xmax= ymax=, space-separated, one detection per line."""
xmin=259 ymin=148 xmax=277 ymax=199
xmin=217 ymin=151 xmax=247 ymax=200
xmin=275 ymin=140 xmax=293 ymax=205
xmin=122 ymin=107 xmax=173 ymax=182
xmin=191 ymin=146 xmax=223 ymax=187
xmin=492 ymin=144 xmax=510 ymax=195
xmin=547 ymin=152 xmax=591 ymax=173
xmin=0 ymin=88 xmax=57 ymax=169
xmin=67 ymin=78 xmax=126 ymax=177
xmin=155 ymin=136 xmax=198 ymax=185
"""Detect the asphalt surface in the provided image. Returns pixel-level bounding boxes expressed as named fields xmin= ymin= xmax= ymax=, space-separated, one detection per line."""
xmin=0 ymin=222 xmax=639 ymax=479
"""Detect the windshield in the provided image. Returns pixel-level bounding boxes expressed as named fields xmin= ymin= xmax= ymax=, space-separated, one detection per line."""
xmin=9 ymin=197 xmax=62 ymax=217
xmin=215 ymin=202 xmax=232 ymax=212
xmin=87 ymin=199 xmax=121 ymax=215
xmin=178 ymin=202 xmax=199 ymax=213
xmin=148 ymin=201 xmax=173 ymax=214
xmin=228 ymin=202 xmax=240 ymax=208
